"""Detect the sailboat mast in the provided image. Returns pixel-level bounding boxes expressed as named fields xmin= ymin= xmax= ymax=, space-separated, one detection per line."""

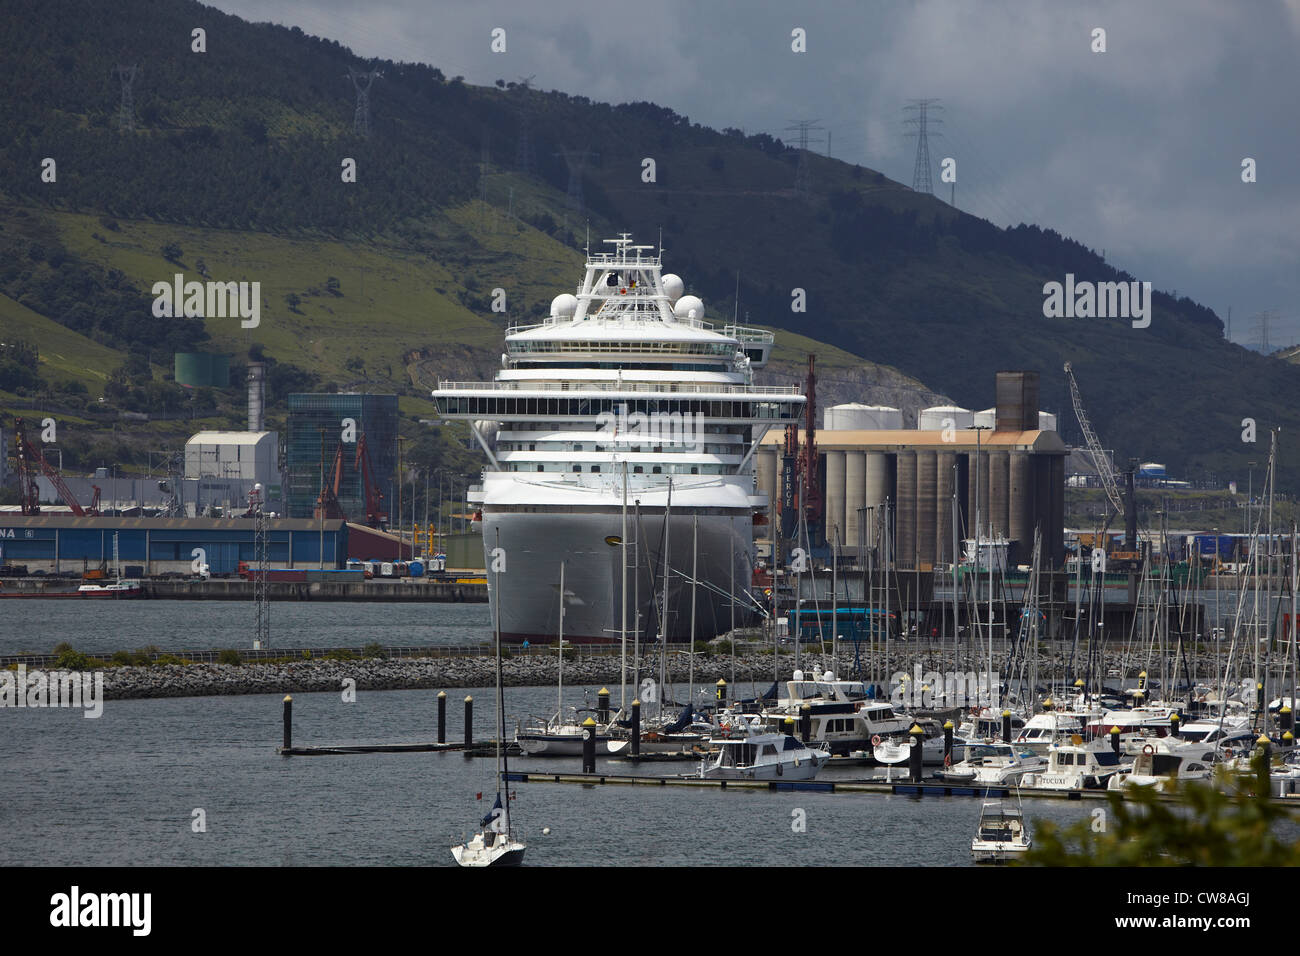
xmin=659 ymin=480 xmax=672 ymax=718
xmin=689 ymin=513 xmax=698 ymax=711
xmin=621 ymin=462 xmax=628 ymax=714
xmin=493 ymin=526 xmax=509 ymax=832
xmin=558 ymin=560 xmax=565 ymax=724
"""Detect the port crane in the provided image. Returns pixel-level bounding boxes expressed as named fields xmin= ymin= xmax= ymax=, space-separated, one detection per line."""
xmin=355 ymin=432 xmax=388 ymax=529
xmin=313 ymin=440 xmax=348 ymax=520
xmin=12 ymin=417 xmax=99 ymax=516
xmin=1063 ymin=364 xmax=1141 ymax=566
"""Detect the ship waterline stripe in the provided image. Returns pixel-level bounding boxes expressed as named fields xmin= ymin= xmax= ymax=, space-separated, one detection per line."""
xmin=483 ymin=505 xmax=752 ymax=516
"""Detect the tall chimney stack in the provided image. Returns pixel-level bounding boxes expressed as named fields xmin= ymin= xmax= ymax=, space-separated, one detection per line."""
xmin=247 ymin=361 xmax=265 ymax=432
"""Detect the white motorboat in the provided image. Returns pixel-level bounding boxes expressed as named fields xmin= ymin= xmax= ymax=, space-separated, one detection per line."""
xmin=1021 ymin=739 xmax=1130 ymax=790
xmin=1015 ymin=711 xmax=1088 ymax=755
xmin=935 ymin=743 xmax=1046 ymax=785
xmin=695 ymin=733 xmax=829 ymax=780
xmin=870 ymin=719 xmax=966 ymax=767
xmin=957 ymin=708 xmax=1027 ymax=743
xmin=762 ymin=671 xmax=911 ymax=756
xmin=971 ymin=796 xmax=1032 ymax=863
xmin=1106 ymin=739 xmax=1217 ymax=792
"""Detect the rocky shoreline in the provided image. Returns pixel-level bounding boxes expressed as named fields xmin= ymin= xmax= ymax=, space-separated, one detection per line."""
xmin=49 ymin=648 xmax=1202 ymax=701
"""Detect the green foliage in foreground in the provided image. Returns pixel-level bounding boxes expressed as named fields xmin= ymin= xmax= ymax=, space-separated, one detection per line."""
xmin=1027 ymin=755 xmax=1300 ymax=866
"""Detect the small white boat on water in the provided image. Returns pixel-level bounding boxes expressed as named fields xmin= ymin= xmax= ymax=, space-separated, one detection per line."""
xmin=451 ymin=792 xmax=527 ymax=867
xmin=695 ymin=733 xmax=829 ymax=781
xmin=971 ymin=796 xmax=1031 ymax=863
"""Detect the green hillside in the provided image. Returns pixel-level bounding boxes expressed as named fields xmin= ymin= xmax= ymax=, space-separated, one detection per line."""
xmin=1 ymin=0 xmax=1297 ymax=492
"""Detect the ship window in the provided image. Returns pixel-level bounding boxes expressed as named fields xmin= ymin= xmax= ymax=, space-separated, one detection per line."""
xmin=690 ymin=467 xmax=699 ymax=475
xmin=652 ymin=466 xmax=661 ymax=474
xmin=537 ymin=465 xmax=544 ymax=472
xmin=591 ymin=465 xmax=601 ymax=473
xmin=633 ymin=466 xmax=643 ymax=474
xmin=574 ymin=465 xmax=582 ymax=473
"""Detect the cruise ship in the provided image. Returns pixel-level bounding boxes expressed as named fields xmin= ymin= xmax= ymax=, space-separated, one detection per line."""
xmin=432 ymin=236 xmax=805 ymax=643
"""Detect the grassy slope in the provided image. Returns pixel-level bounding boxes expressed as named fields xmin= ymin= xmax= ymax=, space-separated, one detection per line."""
xmin=0 ymin=293 xmax=123 ymax=390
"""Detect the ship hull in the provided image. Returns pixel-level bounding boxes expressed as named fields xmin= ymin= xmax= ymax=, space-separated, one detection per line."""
xmin=481 ymin=507 xmax=756 ymax=644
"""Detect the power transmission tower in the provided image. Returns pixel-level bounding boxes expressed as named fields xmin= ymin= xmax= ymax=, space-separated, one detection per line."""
xmin=115 ymin=64 xmax=138 ymax=132
xmin=346 ymin=67 xmax=381 ymax=138
xmin=783 ymin=119 xmax=825 ymax=196
xmin=903 ymin=99 xmax=943 ymax=194
xmin=553 ymin=146 xmax=597 ymax=213
xmin=1253 ymin=309 xmax=1278 ymax=354
xmin=514 ymin=75 xmax=536 ymax=175
xmin=251 ymin=484 xmax=270 ymax=649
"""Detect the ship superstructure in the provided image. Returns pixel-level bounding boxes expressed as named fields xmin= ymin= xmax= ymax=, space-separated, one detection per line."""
xmin=432 ymin=236 xmax=805 ymax=643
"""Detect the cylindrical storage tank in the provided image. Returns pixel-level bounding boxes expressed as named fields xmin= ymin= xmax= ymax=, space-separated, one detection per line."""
xmin=937 ymin=451 xmax=956 ymax=564
xmin=895 ymin=451 xmax=917 ymax=569
xmin=864 ymin=452 xmax=888 ymax=550
xmin=989 ymin=451 xmax=1011 ymax=539
xmin=845 ymin=451 xmax=866 ymax=555
xmin=918 ymin=405 xmax=974 ymax=431
xmin=974 ymin=408 xmax=997 ymax=429
xmin=825 ymin=404 xmax=904 ymax=431
xmin=916 ymin=451 xmax=938 ymax=568
xmin=825 ymin=450 xmax=846 ymax=548
xmin=1038 ymin=411 xmax=1057 ymax=432
xmin=1009 ymin=453 xmax=1033 ymax=556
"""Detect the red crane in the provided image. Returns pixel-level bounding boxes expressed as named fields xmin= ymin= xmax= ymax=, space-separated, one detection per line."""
xmin=313 ymin=441 xmax=348 ymax=520
xmin=355 ymin=432 xmax=388 ymax=529
xmin=12 ymin=418 xmax=97 ymax=516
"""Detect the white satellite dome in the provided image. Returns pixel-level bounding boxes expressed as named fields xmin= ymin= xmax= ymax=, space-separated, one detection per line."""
xmin=660 ymin=273 xmax=685 ymax=304
xmin=673 ymin=295 xmax=705 ymax=322
xmin=550 ymin=293 xmax=578 ymax=318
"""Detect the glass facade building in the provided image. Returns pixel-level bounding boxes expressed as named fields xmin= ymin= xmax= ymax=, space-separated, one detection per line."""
xmin=285 ymin=394 xmax=399 ymax=521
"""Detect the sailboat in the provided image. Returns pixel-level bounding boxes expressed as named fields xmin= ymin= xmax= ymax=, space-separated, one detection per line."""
xmin=452 ymin=528 xmax=526 ymax=867
xmin=76 ymin=531 xmax=143 ymax=598
xmin=517 ymin=561 xmax=618 ymax=756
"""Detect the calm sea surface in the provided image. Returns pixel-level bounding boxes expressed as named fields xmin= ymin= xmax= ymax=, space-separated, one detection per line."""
xmin=3 ymin=600 xmax=1284 ymax=867
xmin=0 ymin=599 xmax=492 ymax=656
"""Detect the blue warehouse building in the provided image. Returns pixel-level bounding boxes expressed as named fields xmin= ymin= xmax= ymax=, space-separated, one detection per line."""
xmin=0 ymin=516 xmax=347 ymax=575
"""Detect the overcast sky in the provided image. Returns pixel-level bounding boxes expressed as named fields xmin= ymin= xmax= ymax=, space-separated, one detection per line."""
xmin=211 ymin=0 xmax=1300 ymax=348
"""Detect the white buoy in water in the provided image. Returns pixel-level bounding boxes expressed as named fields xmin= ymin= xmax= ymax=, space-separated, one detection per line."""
xmin=542 ymin=827 xmax=551 ymax=836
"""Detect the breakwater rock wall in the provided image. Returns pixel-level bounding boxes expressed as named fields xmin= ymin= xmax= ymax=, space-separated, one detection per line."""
xmin=84 ymin=648 xmax=1168 ymax=701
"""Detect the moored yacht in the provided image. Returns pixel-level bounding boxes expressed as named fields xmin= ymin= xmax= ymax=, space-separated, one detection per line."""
xmin=695 ymin=732 xmax=829 ymax=780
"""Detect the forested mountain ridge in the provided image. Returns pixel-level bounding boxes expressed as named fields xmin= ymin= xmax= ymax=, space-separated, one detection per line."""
xmin=1 ymin=0 xmax=1294 ymax=488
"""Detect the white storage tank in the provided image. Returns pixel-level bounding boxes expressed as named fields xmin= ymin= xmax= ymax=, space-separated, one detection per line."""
xmin=824 ymin=403 xmax=903 ymax=431
xmin=1038 ymin=411 xmax=1058 ymax=432
xmin=974 ymin=407 xmax=997 ymax=429
xmin=919 ymin=405 xmax=974 ymax=431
